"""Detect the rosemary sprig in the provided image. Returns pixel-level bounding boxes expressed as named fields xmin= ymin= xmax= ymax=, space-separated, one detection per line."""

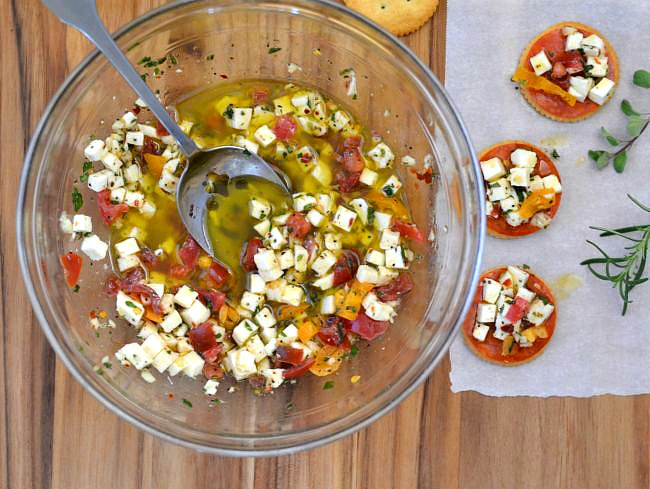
xmin=580 ymin=195 xmax=650 ymax=315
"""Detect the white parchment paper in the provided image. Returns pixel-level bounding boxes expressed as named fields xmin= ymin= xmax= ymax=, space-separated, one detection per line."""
xmin=446 ymin=0 xmax=650 ymax=396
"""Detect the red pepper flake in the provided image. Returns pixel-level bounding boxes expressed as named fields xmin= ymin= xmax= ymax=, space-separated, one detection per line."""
xmin=167 ymin=392 xmax=175 ymax=400
xmin=411 ymin=167 xmax=434 ymax=184
xmin=132 ymin=106 xmax=141 ymax=115
xmin=219 ymin=74 xmax=228 ymax=79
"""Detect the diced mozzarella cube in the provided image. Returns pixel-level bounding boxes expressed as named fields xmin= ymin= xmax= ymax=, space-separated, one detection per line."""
xmin=114 ymin=237 xmax=140 ymax=258
xmin=115 ymin=343 xmax=151 ymax=370
xmin=293 ymin=245 xmax=308 ymax=272
xmin=356 ymin=265 xmax=380 ymax=284
xmin=137 ymin=323 xmax=158 ymax=339
xmin=385 ymin=246 xmax=406 ymax=269
xmin=508 ymin=167 xmax=531 ymax=188
xmin=266 ymin=227 xmax=287 ymax=250
xmin=349 ymin=198 xmax=370 ymax=225
xmin=297 ymin=116 xmax=327 ymax=136
xmin=272 ymin=213 xmax=290 ymax=225
xmin=173 ymin=324 xmax=188 ymax=337
xmin=117 ymin=255 xmax=140 ymax=272
xmin=101 ymin=152 xmax=122 ymax=172
xmin=249 ymin=197 xmax=271 ymax=220
xmin=380 ymin=175 xmax=402 ymax=197
xmin=233 ymin=135 xmax=259 ymax=154
xmin=379 ymin=229 xmax=401 ymax=250
xmin=241 ymin=292 xmax=264 ymax=312
xmin=292 ymin=193 xmax=317 ymax=212
xmin=505 ymin=210 xmax=526 ymax=227
xmin=530 ymin=212 xmax=553 ymax=229
xmin=180 ymin=300 xmax=211 ymax=326
xmin=510 ymin=148 xmax=537 ymax=169
xmin=486 ymin=200 xmax=494 ymax=216
xmin=586 ymin=55 xmax=608 ymax=78
xmin=87 ymin=169 xmax=113 ymax=192
xmin=227 ymin=107 xmax=253 ymax=130
xmin=159 ymin=169 xmax=179 ymax=193
xmin=472 ymin=323 xmax=490 ymax=342
xmin=507 ymin=266 xmax=529 ymax=291
xmin=365 ymin=300 xmax=396 ymax=322
xmin=84 ymin=139 xmax=106 ymax=161
xmin=482 ymin=278 xmax=502 ymax=304
xmin=167 ymin=354 xmax=189 ymax=376
xmin=306 ymin=209 xmax=325 ymax=227
xmin=248 ymin=273 xmax=267 ymax=294
xmin=121 ymin=111 xmax=138 ymax=128
xmin=366 ymin=249 xmax=385 ymax=266
xmin=476 ymin=303 xmax=497 ymax=323
xmin=367 ymin=142 xmax=395 ymax=168
xmin=329 ymin=110 xmax=350 ymax=131
xmin=160 ymin=309 xmax=183 ymax=333
xmin=565 ymin=31 xmax=584 ymax=51
xmin=311 ymin=250 xmax=337 ymax=276
xmin=116 ymin=291 xmax=144 ymax=326
xmin=581 ymin=34 xmax=604 ymax=56
xmin=359 ymin=167 xmax=379 ymax=186
xmin=516 ymin=287 xmax=536 ymax=303
xmin=160 ymin=294 xmax=175 ymax=314
xmin=276 ymin=249 xmax=293 ymax=270
xmin=529 ymin=175 xmax=544 ymax=192
xmin=124 ymin=190 xmax=144 ymax=208
xmin=265 ymin=279 xmax=287 ymax=301
xmin=332 ymin=205 xmax=357 ymax=232
xmin=487 ymin=181 xmax=510 ymax=202
xmin=316 ymin=193 xmax=333 ymax=214
xmin=278 ymin=323 xmax=299 ymax=343
xmin=500 ymin=196 xmax=519 ymax=213
xmin=253 ymin=124 xmax=277 ymax=147
xmin=324 ymin=233 xmax=342 ymax=251
xmin=568 ymin=76 xmax=595 ymax=103
xmin=255 ymin=307 xmax=277 ymax=329
xmin=80 ymin=234 xmax=108 ymax=261
xmin=233 ymin=319 xmax=258 ymax=346
xmin=280 ymin=284 xmax=304 ymax=306
xmin=312 ymin=273 xmax=334 ymax=290
xmin=588 ymin=78 xmax=615 ymax=106
xmin=373 ymin=211 xmax=392 ymax=231
xmin=174 ymin=285 xmax=198 ymax=308
xmin=376 ymin=266 xmax=399 ymax=286
xmin=260 ymin=327 xmax=277 ymax=344
xmin=562 ymin=26 xmax=577 ymax=35
xmin=72 ymin=214 xmax=92 ymax=233
xmin=261 ymin=368 xmax=284 ymax=389
xmin=245 ymin=335 xmax=267 ymax=362
xmin=203 ymin=379 xmax=220 ymax=395
xmin=529 ymin=50 xmax=552 ymax=76
xmin=110 ymin=187 xmax=126 ymax=204
xmin=479 ymin=157 xmax=507 ymax=182
xmin=401 ymin=155 xmax=416 ymax=166
xmin=141 ymin=333 xmax=166 ymax=359
xmin=253 ymin=219 xmax=271 ymax=237
xmin=125 ymin=131 xmax=144 ymax=146
xmin=226 ymin=349 xmax=257 ymax=380
xmin=320 ymin=295 xmax=336 ymax=314
xmin=295 ymin=145 xmax=319 ymax=166
xmin=526 ymin=298 xmax=555 ymax=325
xmin=152 ymin=349 xmax=178 ymax=373
xmin=542 ymin=174 xmax=562 ymax=193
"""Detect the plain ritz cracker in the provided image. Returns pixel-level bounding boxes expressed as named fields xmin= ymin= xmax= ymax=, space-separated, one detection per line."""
xmin=344 ymin=0 xmax=439 ymax=37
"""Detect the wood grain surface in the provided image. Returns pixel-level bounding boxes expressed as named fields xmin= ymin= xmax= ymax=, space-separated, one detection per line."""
xmin=2 ymin=1 xmax=649 ymax=488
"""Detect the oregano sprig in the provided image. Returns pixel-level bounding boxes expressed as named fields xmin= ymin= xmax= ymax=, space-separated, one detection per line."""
xmin=589 ymin=69 xmax=650 ymax=173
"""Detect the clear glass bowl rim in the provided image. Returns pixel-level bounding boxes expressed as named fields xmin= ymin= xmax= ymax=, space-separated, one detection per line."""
xmin=17 ymin=0 xmax=485 ymax=456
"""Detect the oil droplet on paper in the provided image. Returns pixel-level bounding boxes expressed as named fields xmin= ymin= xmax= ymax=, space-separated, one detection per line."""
xmin=551 ymin=273 xmax=583 ymax=300
xmin=576 ymin=155 xmax=586 ymax=167
xmin=540 ymin=133 xmax=569 ymax=148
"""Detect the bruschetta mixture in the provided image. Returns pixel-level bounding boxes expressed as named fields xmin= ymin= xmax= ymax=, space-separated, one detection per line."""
xmin=513 ymin=22 xmax=618 ymax=121
xmin=59 ymin=80 xmax=425 ymax=395
xmin=463 ymin=266 xmax=557 ymax=365
xmin=480 ymin=142 xmax=562 ymax=235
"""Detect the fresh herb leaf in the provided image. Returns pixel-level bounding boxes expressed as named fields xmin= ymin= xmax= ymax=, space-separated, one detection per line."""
xmin=580 ymin=195 xmax=650 ymax=315
xmin=350 ymin=344 xmax=360 ymax=357
xmin=169 ymin=54 xmax=178 ymax=65
xmin=181 ymin=398 xmax=193 ymax=408
xmin=601 ymin=126 xmax=621 ymax=146
xmin=613 ymin=151 xmax=628 ymax=173
xmin=80 ymin=161 xmax=93 ymax=182
xmin=72 ymin=284 xmax=80 ymax=293
xmin=71 ymin=187 xmax=83 ymax=211
xmin=633 ymin=69 xmax=650 ymax=88
xmin=621 ymin=99 xmax=639 ymax=117
xmin=323 ymin=381 xmax=335 ymax=390
xmin=125 ymin=300 xmax=138 ymax=308
xmin=268 ymin=47 xmax=282 ymax=54
xmin=551 ymin=149 xmax=560 ymax=159
xmin=627 ymin=115 xmax=645 ymax=138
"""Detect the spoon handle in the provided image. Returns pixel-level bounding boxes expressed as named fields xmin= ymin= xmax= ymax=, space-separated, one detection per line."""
xmin=42 ymin=0 xmax=199 ymax=157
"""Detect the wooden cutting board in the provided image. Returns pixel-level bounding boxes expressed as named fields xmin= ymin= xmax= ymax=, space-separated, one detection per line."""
xmin=2 ymin=1 xmax=648 ymax=488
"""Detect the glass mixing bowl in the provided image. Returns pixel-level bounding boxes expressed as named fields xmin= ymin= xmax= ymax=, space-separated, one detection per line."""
xmin=17 ymin=0 xmax=484 ymax=455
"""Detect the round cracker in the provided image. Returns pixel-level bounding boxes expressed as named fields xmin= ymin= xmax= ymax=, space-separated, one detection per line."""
xmin=517 ymin=21 xmax=619 ymax=122
xmin=344 ymin=0 xmax=439 ymax=37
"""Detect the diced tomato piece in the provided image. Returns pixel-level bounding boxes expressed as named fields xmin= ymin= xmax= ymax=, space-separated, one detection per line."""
xmin=252 ymin=88 xmax=269 ymax=105
xmin=139 ymin=247 xmax=157 ymax=266
xmin=275 ymin=346 xmax=305 ymax=366
xmin=345 ymin=311 xmax=390 ymax=341
xmin=241 ymin=238 xmax=264 ymax=272
xmin=286 ymin=213 xmax=312 ymax=239
xmin=374 ymin=272 xmax=414 ymax=302
xmin=282 ymin=357 xmax=315 ymax=379
xmin=551 ymin=62 xmax=567 ymax=80
xmin=196 ymin=288 xmax=226 ymax=313
xmin=97 ymin=189 xmax=129 ymax=225
xmin=202 ymin=344 xmax=223 ymax=364
xmin=177 ymin=236 xmax=201 ymax=269
xmin=120 ymin=267 xmax=145 ymax=287
xmin=189 ymin=322 xmax=219 ymax=353
xmin=332 ymin=250 xmax=360 ymax=287
xmin=272 ymin=115 xmax=297 ymax=141
xmin=203 ymin=362 xmax=225 ymax=380
xmin=317 ymin=316 xmax=347 ymax=346
xmin=141 ymin=135 xmax=163 ymax=155
xmin=59 ymin=252 xmax=82 ymax=288
xmin=554 ymin=50 xmax=583 ymax=74
xmin=341 ymin=135 xmax=362 ymax=151
xmin=169 ymin=264 xmax=191 ymax=279
xmin=337 ymin=137 xmax=365 ymax=173
xmin=206 ymin=262 xmax=230 ymax=289
xmin=155 ymin=120 xmax=170 ymax=137
xmin=392 ymin=220 xmax=426 ymax=242
xmin=504 ymin=296 xmax=530 ymax=324
xmin=104 ymin=275 xmax=121 ymax=296
xmin=335 ymin=168 xmax=361 ymax=193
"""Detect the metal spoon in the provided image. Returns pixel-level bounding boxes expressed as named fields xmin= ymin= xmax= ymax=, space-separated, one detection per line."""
xmin=43 ymin=0 xmax=291 ymax=256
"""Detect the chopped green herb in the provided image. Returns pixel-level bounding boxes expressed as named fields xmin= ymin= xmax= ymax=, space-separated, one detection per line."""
xmin=71 ymin=187 xmax=83 ymax=212
xmin=268 ymin=47 xmax=282 ymax=54
xmin=125 ymin=300 xmax=138 ymax=308
xmin=182 ymin=398 xmax=193 ymax=408
xmin=80 ymin=161 xmax=93 ymax=182
xmin=169 ymin=54 xmax=178 ymax=65
xmin=323 ymin=380 xmax=335 ymax=390
xmin=103 ymin=361 xmax=113 ymax=369
xmin=551 ymin=149 xmax=560 ymax=159
xmin=73 ymin=284 xmax=80 ymax=293
xmin=350 ymin=344 xmax=360 ymax=357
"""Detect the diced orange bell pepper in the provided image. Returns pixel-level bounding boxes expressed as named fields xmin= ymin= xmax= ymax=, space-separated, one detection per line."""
xmin=519 ymin=189 xmax=555 ymax=219
xmin=309 ymin=345 xmax=347 ymax=377
xmin=143 ymin=153 xmax=167 ymax=178
xmin=298 ymin=319 xmax=319 ymax=343
xmin=336 ymin=280 xmax=374 ymax=320
xmin=512 ymin=65 xmax=577 ymax=107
